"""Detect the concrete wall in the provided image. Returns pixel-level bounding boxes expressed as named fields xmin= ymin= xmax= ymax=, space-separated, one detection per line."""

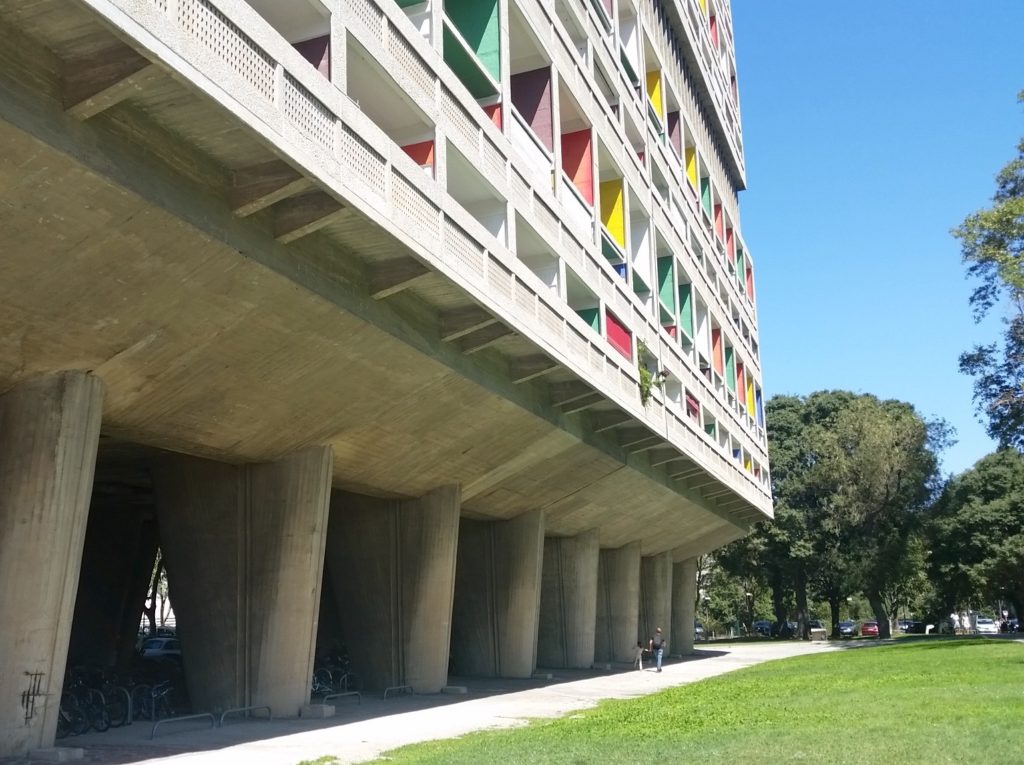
xmin=0 ymin=372 xmax=105 ymax=757
xmin=153 ymin=447 xmax=332 ymax=716
xmin=450 ymin=510 xmax=544 ymax=678
xmin=325 ymin=486 xmax=460 ymax=692
xmin=594 ymin=542 xmax=641 ymax=664
xmin=536 ymin=530 xmax=599 ymax=669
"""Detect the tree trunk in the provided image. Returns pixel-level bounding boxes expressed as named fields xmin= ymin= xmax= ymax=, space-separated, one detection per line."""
xmin=769 ymin=567 xmax=790 ymax=637
xmin=795 ymin=567 xmax=810 ymax=640
xmin=828 ymin=594 xmax=841 ymax=639
xmin=868 ymin=591 xmax=891 ymax=639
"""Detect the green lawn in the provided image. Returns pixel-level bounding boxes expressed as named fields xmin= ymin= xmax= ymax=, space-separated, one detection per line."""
xmin=375 ymin=639 xmax=1024 ymax=764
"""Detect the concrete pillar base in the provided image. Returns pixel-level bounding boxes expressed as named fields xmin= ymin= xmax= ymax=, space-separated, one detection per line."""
xmin=325 ymin=485 xmax=460 ymax=693
xmin=451 ymin=510 xmax=544 ymax=678
xmin=671 ymin=558 xmax=698 ymax=657
xmin=0 ymin=372 xmax=105 ymax=758
xmin=153 ymin=446 xmax=333 ymax=716
xmin=536 ymin=529 xmax=599 ymax=669
xmin=640 ymin=552 xmax=673 ymax=651
xmin=595 ymin=542 xmax=641 ymax=664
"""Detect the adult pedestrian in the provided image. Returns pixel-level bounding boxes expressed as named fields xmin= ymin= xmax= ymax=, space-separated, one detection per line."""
xmin=649 ymin=627 xmax=666 ymax=672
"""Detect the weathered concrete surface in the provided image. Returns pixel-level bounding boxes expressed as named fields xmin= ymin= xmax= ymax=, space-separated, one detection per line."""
xmin=451 ymin=510 xmax=544 ymax=678
xmin=537 ymin=530 xmax=599 ymax=669
xmin=325 ymin=486 xmax=460 ymax=693
xmin=671 ymin=558 xmax=699 ymax=657
xmin=0 ymin=372 xmax=105 ymax=757
xmin=152 ymin=447 xmax=333 ymax=716
xmin=639 ymin=552 xmax=673 ymax=650
xmin=594 ymin=542 xmax=641 ymax=664
xmin=3 ymin=641 xmax=845 ymax=765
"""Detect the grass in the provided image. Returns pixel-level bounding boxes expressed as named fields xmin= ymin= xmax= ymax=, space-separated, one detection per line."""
xmin=375 ymin=639 xmax=1024 ymax=764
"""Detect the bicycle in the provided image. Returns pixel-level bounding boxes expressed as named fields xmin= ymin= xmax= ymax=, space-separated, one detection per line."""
xmin=131 ymin=680 xmax=176 ymax=721
xmin=55 ymin=692 xmax=91 ymax=738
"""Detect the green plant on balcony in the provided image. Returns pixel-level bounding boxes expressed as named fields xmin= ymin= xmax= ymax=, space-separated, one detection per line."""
xmin=636 ymin=340 xmax=667 ymax=407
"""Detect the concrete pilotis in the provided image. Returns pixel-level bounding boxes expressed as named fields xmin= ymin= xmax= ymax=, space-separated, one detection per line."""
xmin=536 ymin=529 xmax=599 ymax=669
xmin=325 ymin=485 xmax=460 ymax=693
xmin=153 ymin=446 xmax=333 ymax=716
xmin=0 ymin=372 xmax=105 ymax=757
xmin=671 ymin=558 xmax=698 ymax=656
xmin=640 ymin=552 xmax=673 ymax=650
xmin=451 ymin=510 xmax=545 ymax=678
xmin=594 ymin=542 xmax=641 ymax=664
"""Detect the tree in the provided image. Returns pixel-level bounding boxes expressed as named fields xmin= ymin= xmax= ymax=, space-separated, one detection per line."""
xmin=927 ymin=449 xmax=1024 ymax=621
xmin=956 ymin=93 xmax=1024 ymax=449
xmin=813 ymin=397 xmax=947 ymax=638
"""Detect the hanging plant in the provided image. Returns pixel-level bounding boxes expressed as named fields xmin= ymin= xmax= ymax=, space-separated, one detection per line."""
xmin=636 ymin=340 xmax=666 ymax=407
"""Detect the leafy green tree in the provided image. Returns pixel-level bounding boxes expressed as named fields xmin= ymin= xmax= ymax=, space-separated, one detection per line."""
xmin=956 ymin=93 xmax=1024 ymax=449
xmin=927 ymin=449 xmax=1024 ymax=620
xmin=813 ymin=397 xmax=946 ymax=638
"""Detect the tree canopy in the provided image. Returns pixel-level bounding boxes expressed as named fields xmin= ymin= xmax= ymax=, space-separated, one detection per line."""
xmin=956 ymin=92 xmax=1024 ymax=449
xmin=927 ymin=449 xmax=1024 ymax=620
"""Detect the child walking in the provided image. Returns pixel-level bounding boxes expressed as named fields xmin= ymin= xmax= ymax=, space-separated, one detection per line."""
xmin=633 ymin=640 xmax=644 ymax=670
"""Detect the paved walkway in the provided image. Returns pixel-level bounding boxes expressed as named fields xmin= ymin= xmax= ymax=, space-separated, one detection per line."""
xmin=12 ymin=641 xmax=840 ymax=765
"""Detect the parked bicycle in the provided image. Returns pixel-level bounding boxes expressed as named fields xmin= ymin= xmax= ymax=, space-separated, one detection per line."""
xmin=131 ymin=679 xmax=176 ymax=721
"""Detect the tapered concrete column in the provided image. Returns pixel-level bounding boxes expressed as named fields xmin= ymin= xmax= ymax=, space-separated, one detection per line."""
xmin=537 ymin=529 xmax=599 ymax=669
xmin=451 ymin=510 xmax=545 ymax=678
xmin=671 ymin=558 xmax=698 ymax=657
xmin=153 ymin=446 xmax=332 ymax=716
xmin=640 ymin=552 xmax=673 ymax=650
xmin=325 ymin=485 xmax=460 ymax=693
xmin=594 ymin=542 xmax=641 ymax=664
xmin=0 ymin=372 xmax=104 ymax=758
xmin=400 ymin=485 xmax=460 ymax=692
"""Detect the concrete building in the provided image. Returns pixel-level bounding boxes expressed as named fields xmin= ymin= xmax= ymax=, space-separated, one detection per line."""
xmin=0 ymin=0 xmax=769 ymax=756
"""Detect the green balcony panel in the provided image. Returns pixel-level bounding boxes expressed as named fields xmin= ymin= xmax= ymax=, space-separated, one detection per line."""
xmin=657 ymin=257 xmax=675 ymax=314
xmin=576 ymin=307 xmax=600 ymax=332
xmin=445 ymin=0 xmax=500 ymax=81
xmin=678 ymin=283 xmax=693 ymax=337
xmin=725 ymin=345 xmax=736 ymax=392
xmin=700 ymin=176 xmax=711 ymax=217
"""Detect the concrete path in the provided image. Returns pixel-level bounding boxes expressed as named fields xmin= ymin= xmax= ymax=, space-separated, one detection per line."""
xmin=12 ymin=641 xmax=841 ymax=765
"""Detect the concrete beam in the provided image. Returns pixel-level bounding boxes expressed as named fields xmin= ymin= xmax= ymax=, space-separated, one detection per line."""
xmin=273 ymin=191 xmax=345 ymax=244
xmin=509 ymin=355 xmax=559 ymax=384
xmin=650 ymin=451 xmax=692 ymax=469
xmin=229 ymin=160 xmax=314 ymax=217
xmin=594 ymin=542 xmax=641 ymax=664
xmin=440 ymin=307 xmax=496 ymax=341
xmin=458 ymin=323 xmax=514 ymax=354
xmin=617 ymin=428 xmax=656 ymax=449
xmin=153 ymin=447 xmax=333 ymax=716
xmin=537 ymin=530 xmax=599 ymax=669
xmin=591 ymin=411 xmax=634 ymax=433
xmin=561 ymin=392 xmax=605 ymax=415
xmin=368 ymin=257 xmax=432 ymax=299
xmin=670 ymin=558 xmax=697 ymax=657
xmin=0 ymin=372 xmax=105 ymax=758
xmin=550 ymin=381 xmax=595 ymax=407
xmin=62 ymin=44 xmax=161 ymax=120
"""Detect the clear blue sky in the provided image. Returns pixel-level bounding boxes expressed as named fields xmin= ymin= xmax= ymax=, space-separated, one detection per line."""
xmin=733 ymin=1 xmax=1024 ymax=475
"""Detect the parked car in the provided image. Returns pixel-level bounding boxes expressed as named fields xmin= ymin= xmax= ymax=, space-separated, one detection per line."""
xmin=752 ymin=620 xmax=772 ymax=637
xmin=808 ymin=620 xmax=828 ymax=640
xmin=140 ymin=637 xmax=181 ymax=661
xmin=838 ymin=620 xmax=858 ymax=638
xmin=861 ymin=621 xmax=879 ymax=638
xmin=975 ymin=617 xmax=999 ymax=634
xmin=694 ymin=621 xmax=706 ymax=641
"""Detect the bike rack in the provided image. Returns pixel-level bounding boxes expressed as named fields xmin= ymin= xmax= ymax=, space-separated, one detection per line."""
xmin=383 ymin=685 xmax=413 ymax=699
xmin=219 ymin=705 xmax=272 ymax=727
xmin=150 ymin=712 xmax=216 ymax=739
xmin=323 ymin=691 xmax=361 ymax=706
